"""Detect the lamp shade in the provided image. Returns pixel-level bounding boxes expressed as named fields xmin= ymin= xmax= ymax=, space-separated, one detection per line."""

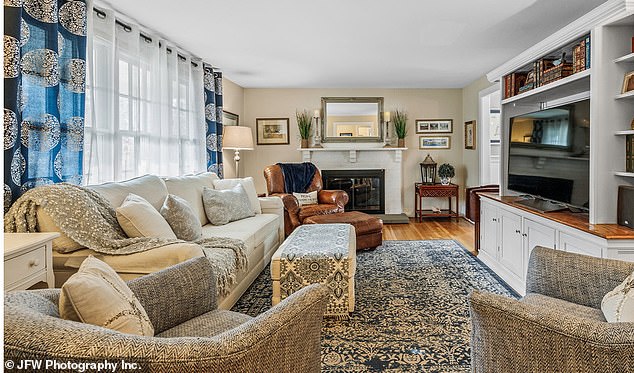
xmin=223 ymin=126 xmax=254 ymax=150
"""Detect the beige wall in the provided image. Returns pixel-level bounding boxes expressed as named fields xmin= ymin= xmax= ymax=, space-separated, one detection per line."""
xmin=237 ymin=88 xmax=464 ymax=216
xmin=461 ymin=75 xmax=496 ymax=188
xmin=221 ymin=78 xmax=245 ymax=178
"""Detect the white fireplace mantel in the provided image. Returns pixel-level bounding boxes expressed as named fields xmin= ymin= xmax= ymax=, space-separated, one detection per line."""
xmin=299 ymin=147 xmax=407 ymax=163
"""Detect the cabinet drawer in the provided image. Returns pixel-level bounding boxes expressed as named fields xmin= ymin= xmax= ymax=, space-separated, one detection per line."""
xmin=559 ymin=232 xmax=603 ymax=258
xmin=5 ymin=246 xmax=47 ymax=285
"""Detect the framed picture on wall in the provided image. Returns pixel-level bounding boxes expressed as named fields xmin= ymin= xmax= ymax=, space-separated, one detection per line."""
xmin=256 ymin=118 xmax=290 ymax=145
xmin=419 ymin=136 xmax=451 ymax=149
xmin=223 ymin=111 xmax=239 ymax=126
xmin=465 ymin=120 xmax=476 ymax=150
xmin=415 ymin=119 xmax=453 ymax=134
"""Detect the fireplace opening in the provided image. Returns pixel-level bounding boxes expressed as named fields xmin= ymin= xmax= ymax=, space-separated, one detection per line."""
xmin=321 ymin=169 xmax=385 ymax=214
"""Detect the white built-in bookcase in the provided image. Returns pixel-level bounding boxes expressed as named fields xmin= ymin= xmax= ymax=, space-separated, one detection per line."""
xmin=487 ymin=0 xmax=634 ymax=224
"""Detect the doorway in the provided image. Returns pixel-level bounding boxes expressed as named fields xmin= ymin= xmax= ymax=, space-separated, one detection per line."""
xmin=478 ymin=86 xmax=501 ymax=185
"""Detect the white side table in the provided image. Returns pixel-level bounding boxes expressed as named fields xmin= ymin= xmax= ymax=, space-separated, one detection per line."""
xmin=4 ymin=232 xmax=59 ymax=291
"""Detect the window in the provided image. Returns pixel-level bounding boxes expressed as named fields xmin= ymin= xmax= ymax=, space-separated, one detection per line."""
xmin=84 ymin=10 xmax=205 ymax=185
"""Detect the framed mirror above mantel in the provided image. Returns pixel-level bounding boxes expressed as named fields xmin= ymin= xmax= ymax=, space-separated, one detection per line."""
xmin=321 ymin=97 xmax=384 ymax=143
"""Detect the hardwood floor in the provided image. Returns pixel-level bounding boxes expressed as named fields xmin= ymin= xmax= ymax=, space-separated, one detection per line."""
xmin=382 ymin=217 xmax=476 ymax=254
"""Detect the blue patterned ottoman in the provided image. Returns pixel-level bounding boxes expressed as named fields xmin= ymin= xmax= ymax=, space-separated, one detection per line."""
xmin=271 ymin=224 xmax=356 ymax=318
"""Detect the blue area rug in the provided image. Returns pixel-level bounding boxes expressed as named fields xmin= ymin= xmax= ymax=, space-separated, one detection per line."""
xmin=232 ymin=240 xmax=518 ymax=372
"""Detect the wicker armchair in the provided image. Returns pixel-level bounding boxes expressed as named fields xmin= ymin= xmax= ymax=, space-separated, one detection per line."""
xmin=469 ymin=246 xmax=634 ymax=373
xmin=5 ymin=257 xmax=328 ymax=373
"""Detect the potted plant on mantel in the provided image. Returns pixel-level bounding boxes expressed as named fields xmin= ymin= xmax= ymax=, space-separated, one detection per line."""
xmin=393 ymin=109 xmax=408 ymax=148
xmin=438 ymin=163 xmax=455 ymax=185
xmin=297 ymin=110 xmax=312 ymax=148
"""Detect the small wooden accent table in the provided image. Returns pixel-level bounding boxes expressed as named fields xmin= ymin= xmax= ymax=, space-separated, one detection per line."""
xmin=415 ymin=183 xmax=459 ymax=222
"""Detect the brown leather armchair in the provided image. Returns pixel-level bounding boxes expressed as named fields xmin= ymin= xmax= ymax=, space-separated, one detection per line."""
xmin=264 ymin=164 xmax=349 ymax=236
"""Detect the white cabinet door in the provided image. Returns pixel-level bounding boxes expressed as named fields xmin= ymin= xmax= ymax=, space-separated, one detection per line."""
xmin=480 ymin=201 xmax=498 ymax=259
xmin=523 ymin=218 xmax=557 ymax=275
xmin=560 ymin=231 xmax=603 ymax=258
xmin=499 ymin=208 xmax=524 ymax=280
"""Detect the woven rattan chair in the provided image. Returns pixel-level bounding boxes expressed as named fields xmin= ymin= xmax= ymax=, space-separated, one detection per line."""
xmin=5 ymin=257 xmax=328 ymax=372
xmin=469 ymin=246 xmax=634 ymax=373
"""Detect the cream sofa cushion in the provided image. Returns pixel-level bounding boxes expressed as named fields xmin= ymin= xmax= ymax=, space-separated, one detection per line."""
xmin=53 ymin=243 xmax=204 ymax=281
xmin=116 ymin=194 xmax=176 ymax=239
xmin=602 ymin=271 xmax=634 ymax=322
xmin=213 ymin=177 xmax=262 ymax=214
xmin=164 ymin=172 xmax=220 ymax=226
xmin=59 ymin=256 xmax=154 ymax=336
xmin=202 ymin=213 xmax=281 ymax=255
xmin=90 ymin=174 xmax=168 ymax=211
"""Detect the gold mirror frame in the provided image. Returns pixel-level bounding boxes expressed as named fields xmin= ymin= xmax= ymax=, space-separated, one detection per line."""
xmin=321 ymin=97 xmax=384 ymax=143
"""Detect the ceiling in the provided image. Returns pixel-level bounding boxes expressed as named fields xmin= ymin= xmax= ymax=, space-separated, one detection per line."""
xmin=103 ymin=0 xmax=607 ymax=89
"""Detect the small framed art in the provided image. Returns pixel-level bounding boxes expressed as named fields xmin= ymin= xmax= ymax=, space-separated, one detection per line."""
xmin=622 ymin=71 xmax=634 ymax=94
xmin=419 ymin=136 xmax=451 ymax=149
xmin=223 ymin=111 xmax=239 ymax=126
xmin=465 ymin=120 xmax=476 ymax=150
xmin=256 ymin=118 xmax=290 ymax=145
xmin=416 ymin=119 xmax=453 ymax=134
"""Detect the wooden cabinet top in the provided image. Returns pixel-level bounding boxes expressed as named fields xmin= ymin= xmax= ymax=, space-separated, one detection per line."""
xmin=480 ymin=193 xmax=634 ymax=240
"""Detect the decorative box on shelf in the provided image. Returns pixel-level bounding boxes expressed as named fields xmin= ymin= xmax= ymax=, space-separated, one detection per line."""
xmin=541 ymin=63 xmax=574 ymax=86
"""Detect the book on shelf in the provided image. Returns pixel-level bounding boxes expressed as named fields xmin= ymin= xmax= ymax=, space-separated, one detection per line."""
xmin=625 ymin=135 xmax=634 ymax=172
xmin=585 ymin=35 xmax=591 ymax=70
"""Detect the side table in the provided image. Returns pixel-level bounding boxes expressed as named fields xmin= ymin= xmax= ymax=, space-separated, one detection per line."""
xmin=4 ymin=232 xmax=59 ymax=291
xmin=414 ymin=183 xmax=460 ymax=222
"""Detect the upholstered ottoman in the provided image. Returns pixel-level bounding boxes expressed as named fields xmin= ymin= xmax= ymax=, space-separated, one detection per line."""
xmin=304 ymin=211 xmax=383 ymax=250
xmin=271 ymin=224 xmax=355 ymax=318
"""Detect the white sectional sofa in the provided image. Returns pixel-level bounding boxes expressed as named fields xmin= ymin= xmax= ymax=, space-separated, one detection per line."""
xmin=39 ymin=172 xmax=284 ymax=309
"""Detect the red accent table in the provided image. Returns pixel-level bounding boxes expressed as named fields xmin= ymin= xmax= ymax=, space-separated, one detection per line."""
xmin=414 ymin=183 xmax=460 ymax=222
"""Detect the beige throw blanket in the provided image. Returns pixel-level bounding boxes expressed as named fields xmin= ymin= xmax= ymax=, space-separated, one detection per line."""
xmin=4 ymin=183 xmax=248 ymax=295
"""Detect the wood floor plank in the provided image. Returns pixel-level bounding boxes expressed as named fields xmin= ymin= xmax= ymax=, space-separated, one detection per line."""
xmin=382 ymin=218 xmax=476 ymax=254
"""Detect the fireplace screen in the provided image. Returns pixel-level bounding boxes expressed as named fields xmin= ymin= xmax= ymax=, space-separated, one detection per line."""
xmin=321 ymin=169 xmax=385 ymax=214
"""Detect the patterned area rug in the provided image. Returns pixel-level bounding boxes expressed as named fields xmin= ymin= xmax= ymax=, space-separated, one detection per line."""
xmin=232 ymin=240 xmax=518 ymax=372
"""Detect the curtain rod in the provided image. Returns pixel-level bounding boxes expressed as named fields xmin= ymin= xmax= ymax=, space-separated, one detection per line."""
xmin=92 ymin=7 xmax=201 ymax=68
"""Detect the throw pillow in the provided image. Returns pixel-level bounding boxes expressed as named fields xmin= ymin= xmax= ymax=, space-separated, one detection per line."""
xmin=160 ymin=194 xmax=203 ymax=241
xmin=602 ymin=271 xmax=634 ymax=322
xmin=202 ymin=184 xmax=255 ymax=225
xmin=213 ymin=177 xmax=261 ymax=214
xmin=116 ymin=193 xmax=176 ymax=239
xmin=293 ymin=191 xmax=318 ymax=206
xmin=59 ymin=256 xmax=154 ymax=336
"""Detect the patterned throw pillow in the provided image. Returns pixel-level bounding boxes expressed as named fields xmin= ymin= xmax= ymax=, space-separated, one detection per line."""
xmin=602 ymin=271 xmax=634 ymax=322
xmin=202 ymin=183 xmax=255 ymax=225
xmin=293 ymin=191 xmax=318 ymax=206
xmin=160 ymin=194 xmax=203 ymax=241
xmin=115 ymin=193 xmax=176 ymax=239
xmin=59 ymin=256 xmax=154 ymax=336
xmin=213 ymin=177 xmax=261 ymax=214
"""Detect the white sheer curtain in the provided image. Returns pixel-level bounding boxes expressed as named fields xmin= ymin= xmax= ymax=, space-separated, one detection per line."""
xmin=84 ymin=6 xmax=206 ymax=184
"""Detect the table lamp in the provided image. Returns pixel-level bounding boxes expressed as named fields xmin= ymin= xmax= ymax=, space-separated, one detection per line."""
xmin=222 ymin=126 xmax=254 ymax=177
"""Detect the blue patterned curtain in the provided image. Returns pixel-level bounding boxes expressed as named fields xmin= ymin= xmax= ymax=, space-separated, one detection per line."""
xmin=204 ymin=65 xmax=223 ymax=177
xmin=4 ymin=0 xmax=87 ymax=210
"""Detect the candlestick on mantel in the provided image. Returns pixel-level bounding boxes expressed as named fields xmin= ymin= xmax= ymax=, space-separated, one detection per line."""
xmin=313 ymin=109 xmax=322 ymax=148
xmin=384 ymin=111 xmax=391 ymax=122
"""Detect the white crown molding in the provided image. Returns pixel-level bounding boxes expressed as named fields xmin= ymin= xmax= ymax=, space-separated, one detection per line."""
xmin=486 ymin=0 xmax=633 ymax=82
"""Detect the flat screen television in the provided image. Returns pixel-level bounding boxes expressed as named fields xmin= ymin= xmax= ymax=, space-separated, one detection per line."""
xmin=507 ymin=99 xmax=590 ymax=212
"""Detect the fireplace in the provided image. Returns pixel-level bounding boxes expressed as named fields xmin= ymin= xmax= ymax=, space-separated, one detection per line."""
xmin=321 ymin=169 xmax=385 ymax=214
